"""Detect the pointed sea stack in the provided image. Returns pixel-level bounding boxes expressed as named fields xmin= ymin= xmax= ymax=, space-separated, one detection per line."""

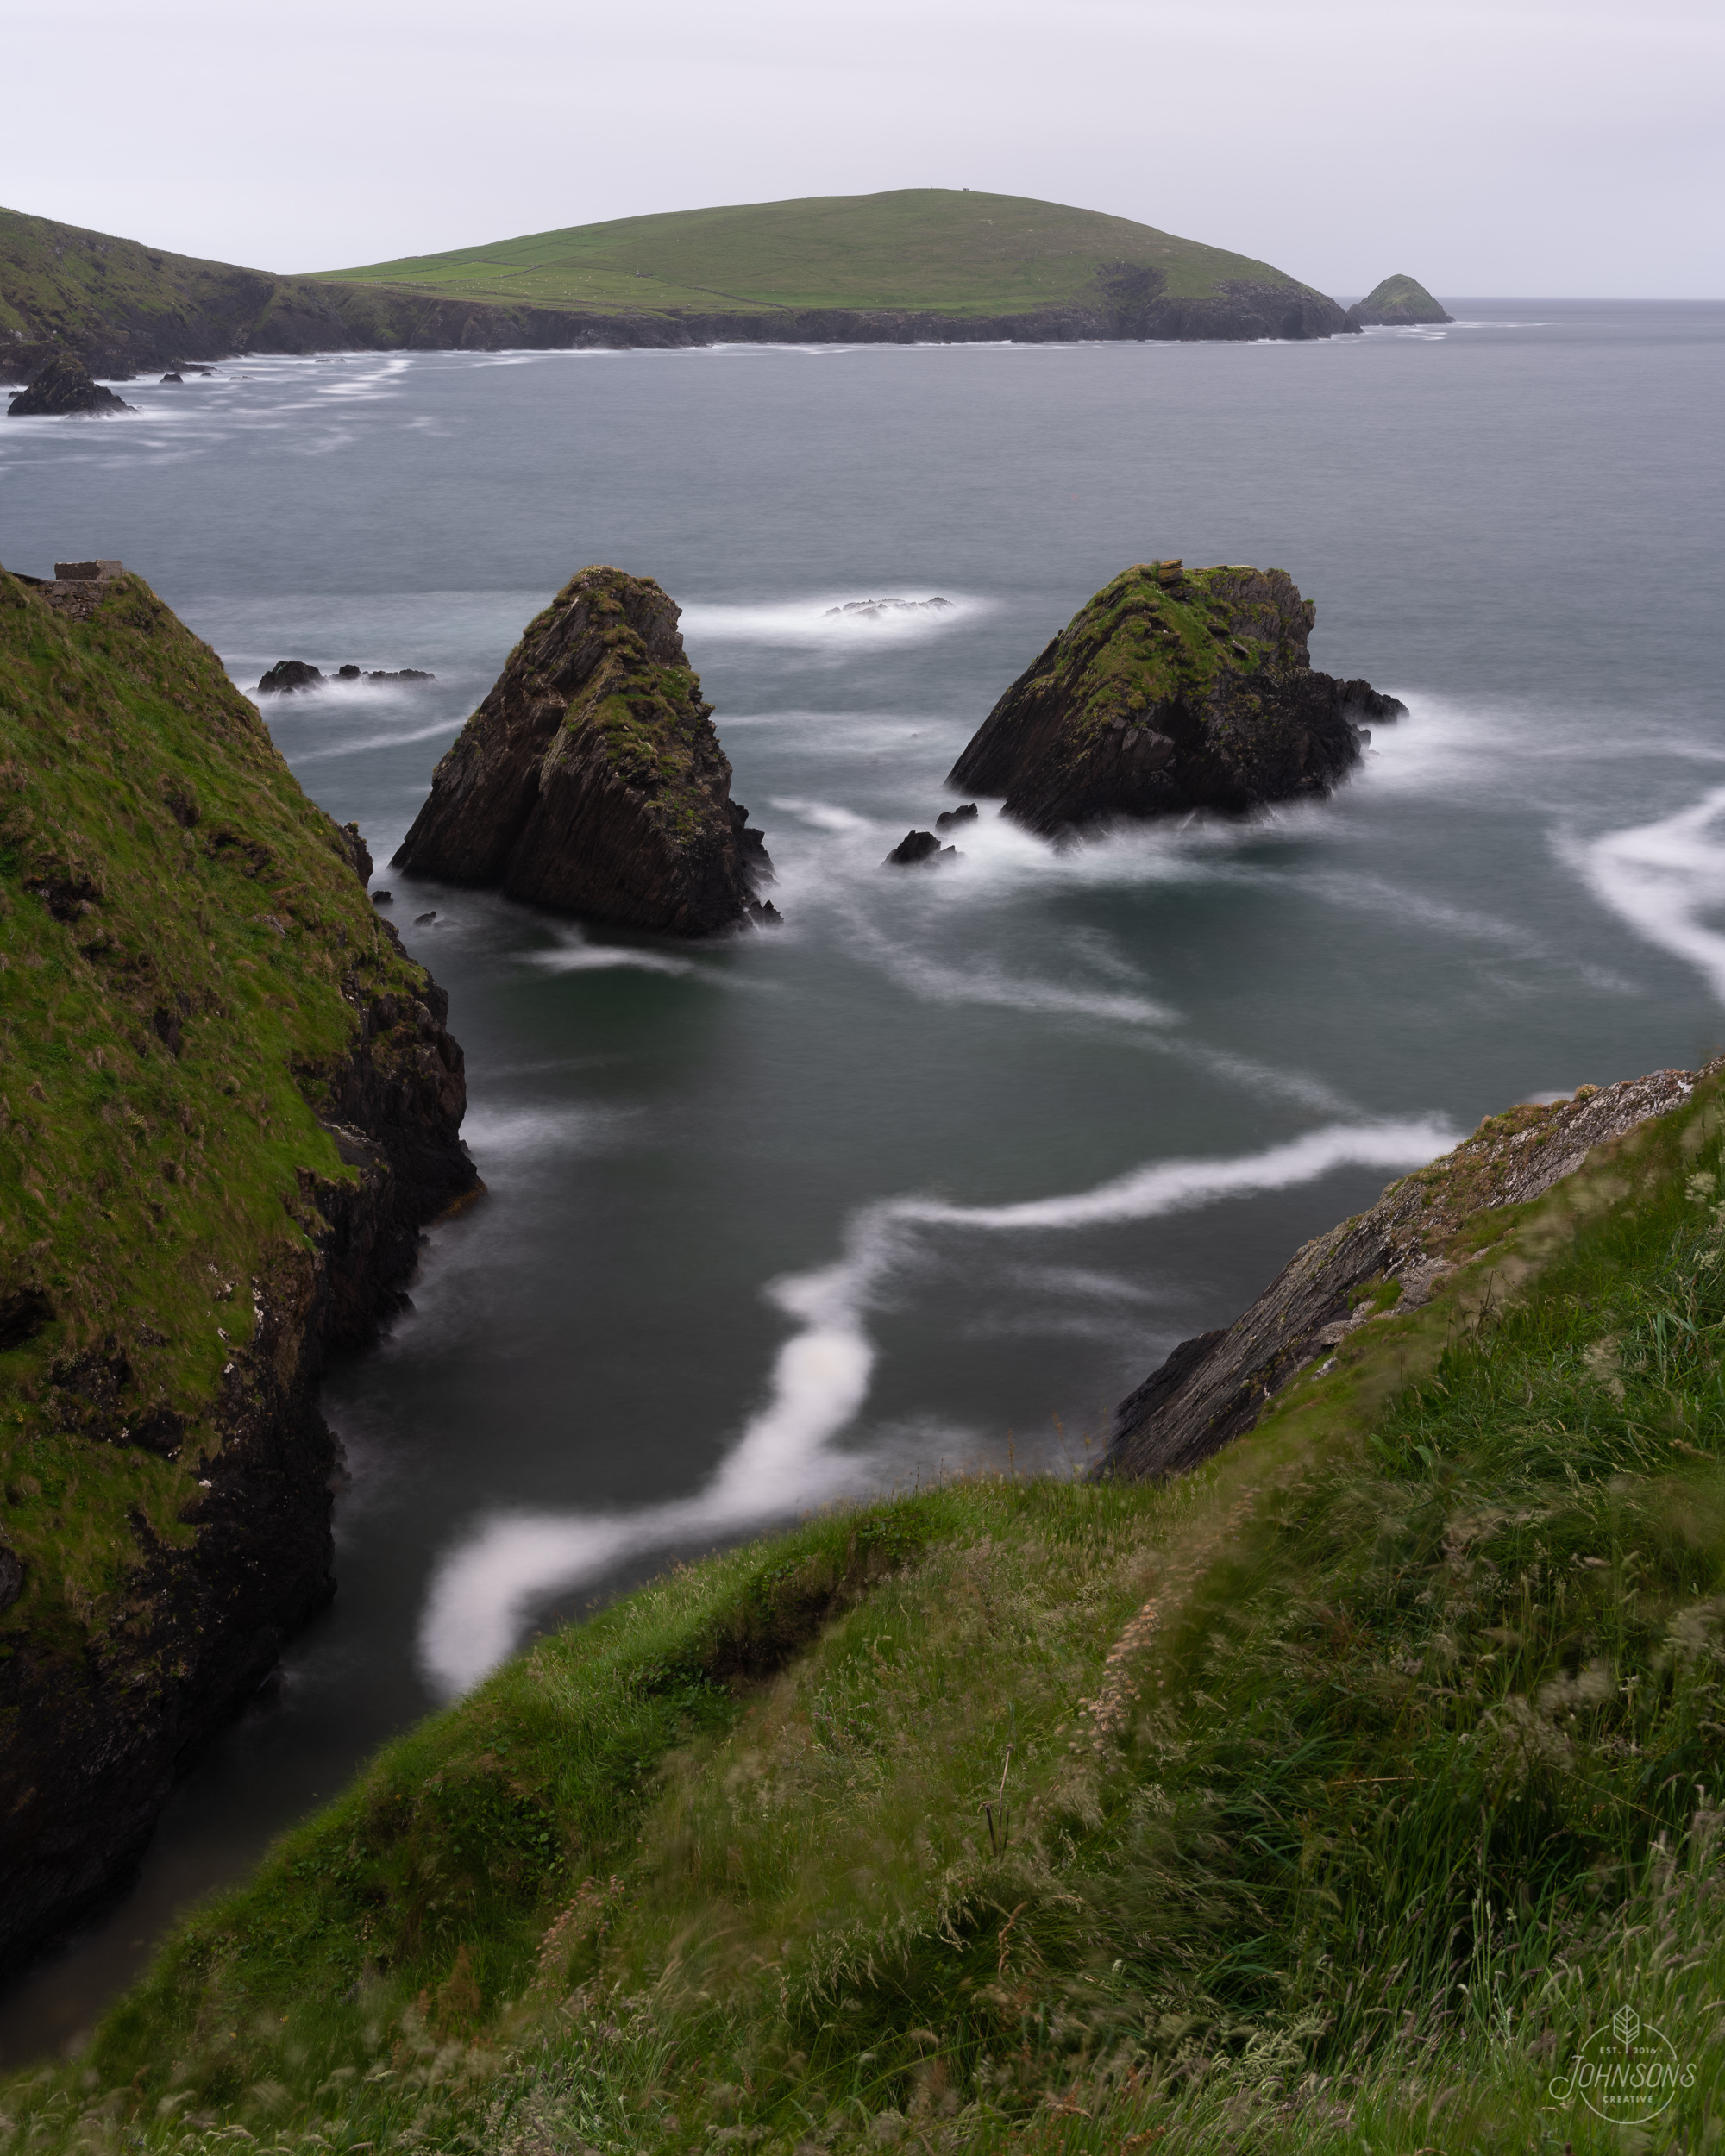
xmin=1346 ymin=274 xmax=1453 ymax=327
xmin=393 ymin=567 xmax=772 ymax=935
xmin=947 ymin=561 xmax=1405 ymax=840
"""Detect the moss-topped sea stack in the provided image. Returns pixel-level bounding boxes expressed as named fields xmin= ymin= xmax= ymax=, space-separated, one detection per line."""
xmin=1346 ymin=273 xmax=1453 ymax=326
xmin=393 ymin=567 xmax=773 ymax=935
xmin=0 ymin=563 xmax=477 ymax=1967
xmin=948 ymin=561 xmax=1406 ymax=838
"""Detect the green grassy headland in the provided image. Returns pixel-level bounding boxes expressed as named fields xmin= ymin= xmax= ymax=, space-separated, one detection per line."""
xmin=9 ymin=1062 xmax=1725 ymax=2151
xmin=0 ymin=568 xmax=432 ymax=1655
xmin=305 ymin=187 xmax=1320 ymax=320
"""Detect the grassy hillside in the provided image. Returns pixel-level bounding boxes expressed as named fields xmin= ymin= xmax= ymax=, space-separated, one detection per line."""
xmin=0 ymin=569 xmax=429 ymax=1632
xmin=0 ymin=205 xmax=362 ymax=377
xmin=307 ymin=188 xmax=1318 ymax=319
xmin=9 ymin=1066 xmax=1725 ymax=2149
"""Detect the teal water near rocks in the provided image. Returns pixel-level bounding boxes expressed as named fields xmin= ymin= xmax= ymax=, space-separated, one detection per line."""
xmin=1 ymin=302 xmax=1722 ymax=2054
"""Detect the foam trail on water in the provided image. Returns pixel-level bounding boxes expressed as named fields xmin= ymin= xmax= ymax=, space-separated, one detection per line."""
xmin=418 ymin=1114 xmax=1453 ymax=1695
xmin=1571 ymin=786 xmax=1725 ymax=1001
xmin=526 ymin=931 xmax=698 ymax=979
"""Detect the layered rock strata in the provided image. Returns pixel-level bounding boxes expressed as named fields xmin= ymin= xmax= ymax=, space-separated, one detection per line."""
xmin=393 ymin=567 xmax=773 ymax=936
xmin=1346 ymin=274 xmax=1453 ymax=327
xmin=948 ymin=561 xmax=1406 ymax=839
xmin=1104 ymin=1069 xmax=1698 ymax=1482
xmin=0 ymin=566 xmax=479 ymax=1969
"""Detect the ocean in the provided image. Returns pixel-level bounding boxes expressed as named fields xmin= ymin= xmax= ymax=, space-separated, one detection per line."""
xmin=1 ymin=300 xmax=1722 ymax=2053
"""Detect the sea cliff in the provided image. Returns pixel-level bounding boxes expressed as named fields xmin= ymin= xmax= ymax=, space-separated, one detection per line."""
xmin=7 ymin=1060 xmax=1725 ymax=2155
xmin=0 ymin=565 xmax=478 ymax=1967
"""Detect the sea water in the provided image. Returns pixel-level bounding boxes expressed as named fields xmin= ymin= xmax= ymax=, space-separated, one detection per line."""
xmin=1 ymin=304 xmax=1722 ymax=2052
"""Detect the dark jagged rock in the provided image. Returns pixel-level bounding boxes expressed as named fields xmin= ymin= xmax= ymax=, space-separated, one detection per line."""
xmin=1101 ymin=1069 xmax=1697 ymax=1484
xmin=947 ymin=561 xmax=1407 ymax=839
xmin=6 ymin=353 xmax=134 ymax=416
xmin=160 ymin=372 xmax=184 ymax=384
xmin=257 ymin=659 xmax=324 ymax=694
xmin=1346 ymin=274 xmax=1453 ymax=327
xmin=935 ymin=802 xmax=978 ymax=830
xmin=884 ymin=829 xmax=959 ymax=868
xmin=393 ymin=567 xmax=773 ymax=936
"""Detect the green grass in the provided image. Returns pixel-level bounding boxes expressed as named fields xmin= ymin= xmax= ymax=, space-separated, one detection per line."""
xmin=8 ymin=1070 xmax=1725 ymax=2150
xmin=305 ymin=186 xmax=1320 ymax=320
xmin=0 ymin=569 xmax=436 ymax=1652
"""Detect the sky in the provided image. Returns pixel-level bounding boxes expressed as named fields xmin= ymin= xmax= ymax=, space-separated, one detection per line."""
xmin=4 ymin=0 xmax=1721 ymax=298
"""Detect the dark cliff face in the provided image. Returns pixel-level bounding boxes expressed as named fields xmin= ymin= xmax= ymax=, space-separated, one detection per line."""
xmin=394 ymin=567 xmax=771 ymax=936
xmin=1102 ymin=1069 xmax=1700 ymax=1484
xmin=0 ymin=567 xmax=479 ymax=1970
xmin=948 ymin=561 xmax=1405 ymax=839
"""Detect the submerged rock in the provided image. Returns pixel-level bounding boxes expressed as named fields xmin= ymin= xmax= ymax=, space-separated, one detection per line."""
xmin=5 ymin=353 xmax=134 ymax=417
xmin=947 ymin=561 xmax=1406 ymax=839
xmin=1346 ymin=274 xmax=1453 ymax=327
xmin=392 ymin=566 xmax=773 ymax=936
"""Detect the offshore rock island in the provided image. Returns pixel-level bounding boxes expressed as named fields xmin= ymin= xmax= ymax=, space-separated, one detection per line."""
xmin=0 ymin=564 xmax=478 ymax=1967
xmin=949 ymin=561 xmax=1405 ymax=837
xmin=1346 ymin=273 xmax=1454 ymax=326
xmin=393 ymin=567 xmax=775 ymax=936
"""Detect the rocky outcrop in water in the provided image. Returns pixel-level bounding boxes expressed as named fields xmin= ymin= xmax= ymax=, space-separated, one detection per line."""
xmin=947 ymin=561 xmax=1406 ymax=839
xmin=393 ymin=567 xmax=774 ymax=935
xmin=6 ymin=353 xmax=133 ymax=416
xmin=884 ymin=830 xmax=959 ymax=868
xmin=1346 ymin=274 xmax=1453 ymax=327
xmin=0 ymin=566 xmax=479 ymax=1971
xmin=257 ymin=661 xmax=436 ymax=694
xmin=1102 ymin=1069 xmax=1698 ymax=1483
xmin=257 ymin=659 xmax=325 ymax=694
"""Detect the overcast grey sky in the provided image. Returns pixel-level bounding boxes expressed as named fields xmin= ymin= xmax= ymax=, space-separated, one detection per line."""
xmin=6 ymin=0 xmax=1720 ymax=296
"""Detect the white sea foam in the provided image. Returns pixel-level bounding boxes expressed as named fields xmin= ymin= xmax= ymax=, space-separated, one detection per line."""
xmin=681 ymin=592 xmax=986 ymax=647
xmin=418 ymin=1113 xmax=1453 ymax=1694
xmin=1571 ymin=785 xmax=1725 ymax=1000
xmin=288 ymin=718 xmax=462 ymax=763
xmin=525 ymin=931 xmax=698 ymax=979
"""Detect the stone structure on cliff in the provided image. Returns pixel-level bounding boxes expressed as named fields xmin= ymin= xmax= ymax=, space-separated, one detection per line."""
xmin=393 ymin=567 xmax=774 ymax=935
xmin=6 ymin=352 xmax=134 ymax=416
xmin=1103 ymin=1068 xmax=1698 ymax=1483
xmin=1346 ymin=273 xmax=1453 ymax=327
xmin=0 ymin=565 xmax=479 ymax=1969
xmin=946 ymin=560 xmax=1406 ymax=839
